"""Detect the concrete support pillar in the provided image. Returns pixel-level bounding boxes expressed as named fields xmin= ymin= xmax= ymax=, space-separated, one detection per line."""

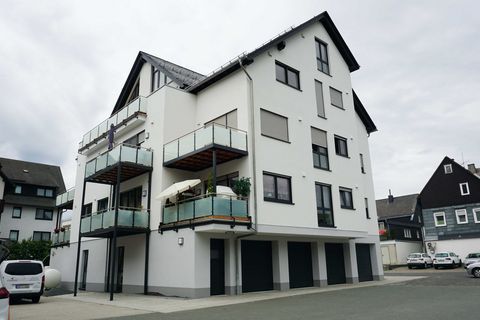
xmin=344 ymin=240 xmax=359 ymax=284
xmin=311 ymin=241 xmax=328 ymax=287
xmin=225 ymin=238 xmax=237 ymax=295
xmin=272 ymin=240 xmax=289 ymax=291
xmin=370 ymin=241 xmax=385 ymax=281
xmin=235 ymin=239 xmax=243 ymax=294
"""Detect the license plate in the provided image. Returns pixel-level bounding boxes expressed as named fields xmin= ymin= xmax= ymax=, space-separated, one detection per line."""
xmin=437 ymin=259 xmax=444 ymax=262
xmin=16 ymin=284 xmax=29 ymax=289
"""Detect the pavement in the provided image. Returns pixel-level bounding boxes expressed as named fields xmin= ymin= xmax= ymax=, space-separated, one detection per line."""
xmin=10 ymin=268 xmax=480 ymax=320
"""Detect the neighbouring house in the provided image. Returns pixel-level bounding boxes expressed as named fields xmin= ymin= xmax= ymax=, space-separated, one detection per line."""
xmin=0 ymin=157 xmax=65 ymax=243
xmin=376 ymin=192 xmax=423 ymax=266
xmin=420 ymin=156 xmax=480 ymax=260
xmin=50 ymin=11 xmax=383 ymax=300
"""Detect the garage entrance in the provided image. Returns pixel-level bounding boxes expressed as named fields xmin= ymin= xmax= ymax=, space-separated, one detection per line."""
xmin=356 ymin=243 xmax=373 ymax=282
xmin=325 ymin=243 xmax=346 ymax=285
xmin=241 ymin=240 xmax=273 ymax=293
xmin=210 ymin=239 xmax=225 ymax=295
xmin=288 ymin=242 xmax=313 ymax=288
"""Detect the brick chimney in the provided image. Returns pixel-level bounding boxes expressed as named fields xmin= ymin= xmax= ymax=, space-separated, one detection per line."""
xmin=388 ymin=189 xmax=394 ymax=203
xmin=467 ymin=163 xmax=480 ymax=175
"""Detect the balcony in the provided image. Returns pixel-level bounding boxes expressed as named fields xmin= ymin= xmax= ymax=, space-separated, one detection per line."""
xmin=85 ymin=144 xmax=153 ymax=184
xmin=52 ymin=228 xmax=71 ymax=247
xmin=78 ymin=97 xmax=147 ymax=153
xmin=55 ymin=188 xmax=75 ymax=210
xmin=163 ymin=124 xmax=248 ymax=171
xmin=80 ymin=207 xmax=149 ymax=237
xmin=160 ymin=194 xmax=251 ymax=231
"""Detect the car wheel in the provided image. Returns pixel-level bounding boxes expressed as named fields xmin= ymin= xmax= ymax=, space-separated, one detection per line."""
xmin=31 ymin=296 xmax=40 ymax=303
xmin=473 ymin=268 xmax=480 ymax=278
xmin=408 ymin=265 xmax=412 ymax=269
xmin=434 ymin=266 xmax=438 ymax=269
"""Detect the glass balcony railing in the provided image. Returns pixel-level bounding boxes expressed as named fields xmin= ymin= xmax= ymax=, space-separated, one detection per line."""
xmin=85 ymin=144 xmax=153 ymax=179
xmin=55 ymin=188 xmax=75 ymax=207
xmin=162 ymin=194 xmax=249 ymax=224
xmin=163 ymin=124 xmax=248 ymax=163
xmin=52 ymin=228 xmax=71 ymax=245
xmin=80 ymin=208 xmax=149 ymax=234
xmin=79 ymin=96 xmax=147 ymax=150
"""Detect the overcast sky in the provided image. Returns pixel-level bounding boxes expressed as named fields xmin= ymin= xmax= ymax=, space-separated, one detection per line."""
xmin=0 ymin=0 xmax=479 ymax=200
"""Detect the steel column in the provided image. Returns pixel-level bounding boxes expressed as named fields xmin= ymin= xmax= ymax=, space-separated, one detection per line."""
xmin=109 ymin=163 xmax=121 ymax=301
xmin=73 ymin=180 xmax=87 ymax=296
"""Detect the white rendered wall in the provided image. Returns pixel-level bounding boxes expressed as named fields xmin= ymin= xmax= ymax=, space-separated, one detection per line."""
xmin=0 ymin=204 xmax=57 ymax=241
xmin=380 ymin=240 xmax=423 ymax=265
xmin=427 ymin=238 xmax=480 ymax=261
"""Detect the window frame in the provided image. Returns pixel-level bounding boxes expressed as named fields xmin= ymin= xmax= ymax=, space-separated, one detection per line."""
xmin=263 ymin=171 xmax=293 ymax=204
xmin=315 ymin=182 xmax=335 ymax=227
xmin=14 ymin=185 xmax=22 ymax=194
xmin=365 ymin=198 xmax=370 ymax=219
xmin=434 ymin=211 xmax=446 ymax=227
xmin=459 ymin=182 xmax=470 ymax=196
xmin=455 ymin=209 xmax=468 ymax=224
xmin=314 ymin=80 xmax=326 ymax=118
xmin=311 ymin=127 xmax=329 ymax=171
xmin=35 ymin=208 xmax=53 ymax=221
xmin=12 ymin=207 xmax=22 ymax=219
xmin=329 ymin=87 xmax=344 ymax=109
xmin=473 ymin=208 xmax=480 ymax=223
xmin=9 ymin=230 xmax=19 ymax=242
xmin=315 ymin=38 xmax=330 ymax=75
xmin=334 ymin=135 xmax=349 ymax=157
xmin=36 ymin=187 xmax=54 ymax=198
xmin=97 ymin=197 xmax=109 ymax=213
xmin=360 ymin=153 xmax=366 ymax=173
xmin=275 ymin=61 xmax=301 ymax=90
xmin=260 ymin=108 xmax=290 ymax=143
xmin=339 ymin=187 xmax=354 ymax=210
xmin=32 ymin=231 xmax=51 ymax=242
xmin=444 ymin=164 xmax=453 ymax=174
xmin=404 ymin=229 xmax=412 ymax=238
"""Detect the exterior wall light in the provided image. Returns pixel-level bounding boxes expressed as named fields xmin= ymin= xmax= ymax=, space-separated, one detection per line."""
xmin=178 ymin=237 xmax=184 ymax=246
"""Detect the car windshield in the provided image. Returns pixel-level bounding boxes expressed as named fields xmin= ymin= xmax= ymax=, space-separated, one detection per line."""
xmin=467 ymin=253 xmax=480 ymax=258
xmin=4 ymin=262 xmax=42 ymax=275
xmin=408 ymin=254 xmax=421 ymax=258
xmin=435 ymin=253 xmax=448 ymax=258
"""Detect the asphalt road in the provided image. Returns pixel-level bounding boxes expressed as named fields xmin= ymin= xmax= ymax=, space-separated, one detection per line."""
xmin=103 ymin=268 xmax=480 ymax=320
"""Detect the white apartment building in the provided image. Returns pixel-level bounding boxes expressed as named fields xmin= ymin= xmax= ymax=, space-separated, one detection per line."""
xmin=50 ymin=11 xmax=383 ymax=300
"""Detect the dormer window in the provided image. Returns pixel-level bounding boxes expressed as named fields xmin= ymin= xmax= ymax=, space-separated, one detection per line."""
xmin=460 ymin=182 xmax=470 ymax=195
xmin=444 ymin=164 xmax=452 ymax=174
xmin=14 ymin=185 xmax=22 ymax=194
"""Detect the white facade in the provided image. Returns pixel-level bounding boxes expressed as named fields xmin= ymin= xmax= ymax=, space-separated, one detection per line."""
xmin=51 ymin=13 xmax=383 ymax=298
xmin=380 ymin=240 xmax=423 ymax=265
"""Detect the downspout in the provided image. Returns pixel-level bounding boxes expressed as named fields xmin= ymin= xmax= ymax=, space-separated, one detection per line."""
xmin=233 ymin=57 xmax=258 ymax=295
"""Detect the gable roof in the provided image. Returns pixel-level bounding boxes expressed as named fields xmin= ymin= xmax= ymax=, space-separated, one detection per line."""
xmin=420 ymin=156 xmax=480 ymax=209
xmin=376 ymin=194 xmax=419 ymax=219
xmin=0 ymin=157 xmax=65 ymax=192
xmin=353 ymin=90 xmax=377 ymax=134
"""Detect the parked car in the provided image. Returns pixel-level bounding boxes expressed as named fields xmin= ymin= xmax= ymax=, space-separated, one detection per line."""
xmin=433 ymin=252 xmax=462 ymax=269
xmin=0 ymin=276 xmax=9 ymax=320
xmin=407 ymin=253 xmax=433 ymax=269
xmin=463 ymin=253 xmax=480 ymax=269
xmin=466 ymin=261 xmax=480 ymax=278
xmin=0 ymin=260 xmax=44 ymax=303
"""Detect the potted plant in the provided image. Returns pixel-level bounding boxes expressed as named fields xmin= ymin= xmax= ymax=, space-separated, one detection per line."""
xmin=54 ymin=228 xmax=60 ymax=234
xmin=233 ymin=177 xmax=251 ymax=197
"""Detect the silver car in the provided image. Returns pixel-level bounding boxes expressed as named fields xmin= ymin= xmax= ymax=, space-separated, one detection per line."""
xmin=464 ymin=253 xmax=480 ymax=269
xmin=466 ymin=261 xmax=480 ymax=278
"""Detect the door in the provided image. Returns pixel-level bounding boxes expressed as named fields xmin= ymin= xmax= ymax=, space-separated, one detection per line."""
xmin=80 ymin=250 xmax=89 ymax=290
xmin=356 ymin=244 xmax=373 ymax=282
xmin=381 ymin=245 xmax=390 ymax=265
xmin=241 ymin=240 xmax=273 ymax=293
xmin=210 ymin=239 xmax=225 ymax=295
xmin=325 ymin=243 xmax=346 ymax=285
xmin=115 ymin=247 xmax=125 ymax=293
xmin=288 ymin=242 xmax=314 ymax=288
xmin=120 ymin=187 xmax=142 ymax=209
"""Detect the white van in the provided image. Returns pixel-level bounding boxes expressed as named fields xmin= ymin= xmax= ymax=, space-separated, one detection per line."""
xmin=0 ymin=260 xmax=44 ymax=303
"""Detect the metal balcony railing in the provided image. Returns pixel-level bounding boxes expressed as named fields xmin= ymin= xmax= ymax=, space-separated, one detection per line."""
xmin=162 ymin=193 xmax=249 ymax=224
xmin=84 ymin=144 xmax=153 ymax=179
xmin=163 ymin=123 xmax=248 ymax=163
xmin=52 ymin=228 xmax=71 ymax=245
xmin=55 ymin=188 xmax=75 ymax=207
xmin=79 ymin=96 xmax=147 ymax=150
xmin=80 ymin=207 xmax=150 ymax=234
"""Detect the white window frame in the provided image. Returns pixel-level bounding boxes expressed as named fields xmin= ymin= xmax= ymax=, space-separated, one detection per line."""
xmin=444 ymin=164 xmax=452 ymax=174
xmin=460 ymin=182 xmax=470 ymax=195
xmin=404 ymin=229 xmax=412 ymax=238
xmin=434 ymin=212 xmax=446 ymax=227
xmin=473 ymin=208 xmax=480 ymax=223
xmin=455 ymin=209 xmax=468 ymax=224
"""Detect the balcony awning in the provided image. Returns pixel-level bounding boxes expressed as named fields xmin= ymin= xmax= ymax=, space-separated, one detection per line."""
xmin=156 ymin=179 xmax=201 ymax=202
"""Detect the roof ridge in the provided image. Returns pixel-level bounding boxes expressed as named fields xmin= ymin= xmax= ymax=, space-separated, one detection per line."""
xmin=140 ymin=51 xmax=205 ymax=78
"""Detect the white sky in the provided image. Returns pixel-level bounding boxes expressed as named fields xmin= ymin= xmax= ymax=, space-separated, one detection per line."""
xmin=0 ymin=0 xmax=479 ymax=200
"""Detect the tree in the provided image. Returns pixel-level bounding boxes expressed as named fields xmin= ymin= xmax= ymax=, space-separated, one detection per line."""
xmin=7 ymin=239 xmax=51 ymax=262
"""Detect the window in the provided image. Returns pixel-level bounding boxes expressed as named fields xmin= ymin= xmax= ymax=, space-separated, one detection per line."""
xmin=37 ymin=188 xmax=54 ymax=197
xmin=12 ymin=207 xmax=22 ymax=219
xmin=14 ymin=185 xmax=22 ymax=194
xmin=151 ymin=66 xmax=167 ymax=91
xmin=204 ymin=172 xmax=239 ymax=192
xmin=473 ymin=208 xmax=480 ymax=223
xmin=82 ymin=203 xmax=93 ymax=217
xmin=205 ymin=109 xmax=238 ymax=128
xmin=378 ymin=222 xmax=385 ymax=230
xmin=339 ymin=187 xmax=354 ymax=209
xmin=404 ymin=229 xmax=412 ymax=238
xmin=127 ymin=82 xmax=139 ymax=104
xmin=460 ymin=182 xmax=470 ymax=195
xmin=365 ymin=198 xmax=370 ymax=219
xmin=260 ymin=109 xmax=289 ymax=142
xmin=97 ymin=198 xmax=109 ymax=213
xmin=330 ymin=87 xmax=343 ymax=109
xmin=315 ymin=39 xmax=329 ymax=74
xmin=35 ymin=209 xmax=53 ymax=220
xmin=434 ymin=212 xmax=446 ymax=227
xmin=444 ymin=164 xmax=452 ymax=174
xmin=120 ymin=186 xmax=143 ymax=208
xmin=416 ymin=230 xmax=421 ymax=239
xmin=9 ymin=230 xmax=19 ymax=242
xmin=360 ymin=154 xmax=365 ymax=173
xmin=263 ymin=172 xmax=292 ymax=204
xmin=314 ymin=80 xmax=325 ymax=117
xmin=311 ymin=127 xmax=329 ymax=170
xmin=334 ymin=136 xmax=348 ymax=157
xmin=315 ymin=183 xmax=334 ymax=227
xmin=275 ymin=61 xmax=300 ymax=89
xmin=455 ymin=209 xmax=468 ymax=224
xmin=32 ymin=231 xmax=51 ymax=242
xmin=124 ymin=130 xmax=145 ymax=147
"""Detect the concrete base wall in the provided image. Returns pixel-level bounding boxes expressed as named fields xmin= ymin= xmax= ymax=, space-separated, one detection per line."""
xmin=426 ymin=238 xmax=480 ymax=260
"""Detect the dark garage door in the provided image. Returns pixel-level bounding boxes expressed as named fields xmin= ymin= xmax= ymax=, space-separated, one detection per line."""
xmin=288 ymin=242 xmax=313 ymax=288
xmin=356 ymin=244 xmax=373 ymax=282
xmin=241 ymin=240 xmax=273 ymax=293
xmin=325 ymin=243 xmax=346 ymax=285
